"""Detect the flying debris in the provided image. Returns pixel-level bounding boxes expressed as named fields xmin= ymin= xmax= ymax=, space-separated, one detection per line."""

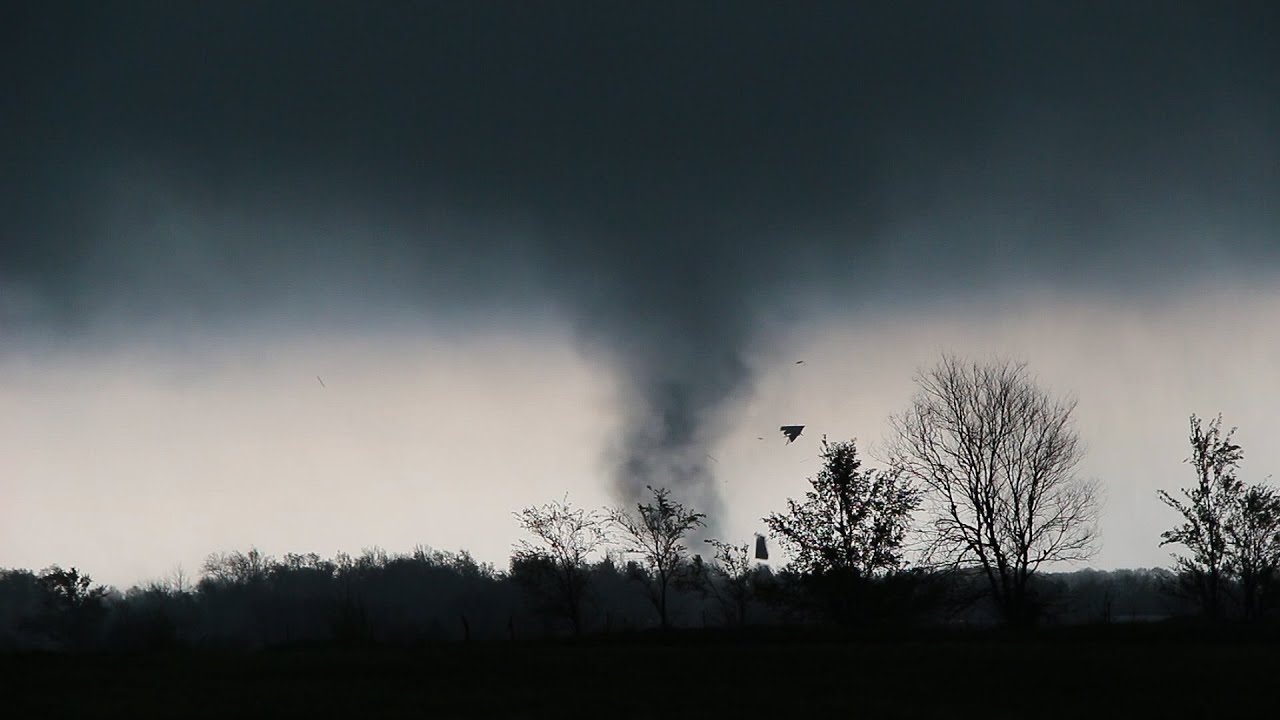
xmin=780 ymin=425 xmax=805 ymax=443
xmin=316 ymin=376 xmax=326 ymax=388
xmin=754 ymin=534 xmax=769 ymax=561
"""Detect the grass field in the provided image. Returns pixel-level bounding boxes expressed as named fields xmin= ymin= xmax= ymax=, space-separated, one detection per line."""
xmin=5 ymin=627 xmax=1278 ymax=718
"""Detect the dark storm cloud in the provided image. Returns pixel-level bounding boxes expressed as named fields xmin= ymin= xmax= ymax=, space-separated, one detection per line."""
xmin=3 ymin=1 xmax=1278 ymax=509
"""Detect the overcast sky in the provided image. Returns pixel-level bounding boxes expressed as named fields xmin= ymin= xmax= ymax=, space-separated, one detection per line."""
xmin=3 ymin=2 xmax=1278 ymax=588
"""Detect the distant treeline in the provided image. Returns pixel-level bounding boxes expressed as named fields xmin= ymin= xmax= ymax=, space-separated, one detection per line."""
xmin=0 ymin=549 xmax=1191 ymax=653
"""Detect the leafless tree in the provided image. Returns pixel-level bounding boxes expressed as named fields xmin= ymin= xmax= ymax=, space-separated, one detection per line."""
xmin=610 ymin=485 xmax=706 ymax=629
xmin=697 ymin=539 xmax=758 ymax=626
xmin=200 ymin=547 xmax=273 ymax=586
xmin=888 ymin=354 xmax=1100 ymax=625
xmin=166 ymin=565 xmax=192 ymax=595
xmin=511 ymin=495 xmax=610 ymax=635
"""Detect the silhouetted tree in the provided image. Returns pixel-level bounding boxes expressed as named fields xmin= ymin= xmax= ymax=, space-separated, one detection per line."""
xmin=37 ymin=565 xmax=108 ymax=613
xmin=695 ymin=539 xmax=760 ymax=626
xmin=1226 ymin=484 xmax=1280 ymax=621
xmin=201 ymin=547 xmax=273 ymax=587
xmin=1158 ymin=414 xmax=1241 ymax=619
xmin=889 ymin=354 xmax=1100 ymax=626
xmin=511 ymin=496 xmax=610 ymax=635
xmin=1159 ymin=414 xmax=1280 ymax=621
xmin=765 ymin=437 xmax=918 ymax=577
xmin=0 ymin=570 xmax=44 ymax=650
xmin=108 ymin=581 xmax=193 ymax=651
xmin=764 ymin=437 xmax=919 ymax=623
xmin=32 ymin=566 xmax=109 ymax=649
xmin=166 ymin=565 xmax=193 ymax=595
xmin=611 ymin=485 xmax=706 ymax=629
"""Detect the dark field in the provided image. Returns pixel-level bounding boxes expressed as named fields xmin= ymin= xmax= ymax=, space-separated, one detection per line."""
xmin=6 ymin=628 xmax=1278 ymax=718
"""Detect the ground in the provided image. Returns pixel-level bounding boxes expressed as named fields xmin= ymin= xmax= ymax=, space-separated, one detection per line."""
xmin=5 ymin=627 xmax=1277 ymax=718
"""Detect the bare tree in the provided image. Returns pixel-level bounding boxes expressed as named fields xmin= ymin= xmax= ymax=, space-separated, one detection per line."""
xmin=696 ymin=539 xmax=758 ymax=627
xmin=511 ymin=495 xmax=610 ymax=635
xmin=200 ymin=547 xmax=273 ymax=587
xmin=889 ymin=354 xmax=1100 ymax=626
xmin=167 ymin=565 xmax=192 ymax=595
xmin=611 ymin=485 xmax=706 ymax=629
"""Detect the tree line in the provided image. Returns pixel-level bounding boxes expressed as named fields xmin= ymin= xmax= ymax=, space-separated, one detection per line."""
xmin=1 ymin=353 xmax=1276 ymax=652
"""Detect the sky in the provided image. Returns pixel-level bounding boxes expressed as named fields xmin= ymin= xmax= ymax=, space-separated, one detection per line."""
xmin=2 ymin=2 xmax=1279 ymax=588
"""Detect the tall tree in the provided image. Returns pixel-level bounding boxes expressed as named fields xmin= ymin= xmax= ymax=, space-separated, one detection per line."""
xmin=765 ymin=437 xmax=918 ymax=578
xmin=34 ymin=566 xmax=110 ymax=649
xmin=1225 ymin=484 xmax=1280 ymax=621
xmin=511 ymin=496 xmax=610 ymax=635
xmin=889 ymin=354 xmax=1100 ymax=626
xmin=764 ymin=437 xmax=919 ymax=624
xmin=611 ymin=486 xmax=706 ymax=629
xmin=37 ymin=566 xmax=108 ymax=613
xmin=1157 ymin=413 xmax=1243 ymax=620
xmin=1159 ymin=414 xmax=1280 ymax=621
